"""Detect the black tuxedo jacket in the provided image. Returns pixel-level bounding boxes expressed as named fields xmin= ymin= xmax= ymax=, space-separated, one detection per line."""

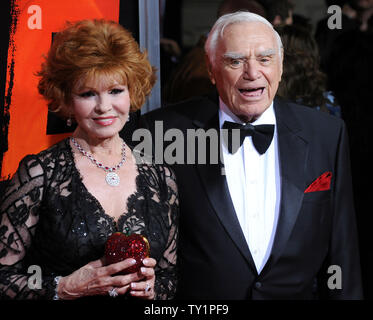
xmin=137 ymin=94 xmax=363 ymax=299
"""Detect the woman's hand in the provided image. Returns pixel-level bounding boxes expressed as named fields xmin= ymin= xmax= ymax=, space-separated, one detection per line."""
xmin=56 ymin=258 xmax=144 ymax=299
xmin=129 ymin=258 xmax=156 ymax=300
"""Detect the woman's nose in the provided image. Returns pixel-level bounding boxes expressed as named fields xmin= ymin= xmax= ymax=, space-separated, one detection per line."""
xmin=95 ymin=95 xmax=112 ymax=113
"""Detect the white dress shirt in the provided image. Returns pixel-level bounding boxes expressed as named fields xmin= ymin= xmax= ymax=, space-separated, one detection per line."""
xmin=219 ymin=98 xmax=281 ymax=274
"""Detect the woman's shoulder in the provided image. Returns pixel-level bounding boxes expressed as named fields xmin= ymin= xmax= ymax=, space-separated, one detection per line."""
xmin=2 ymin=139 xmax=71 ymax=203
xmin=17 ymin=138 xmax=71 ymax=176
xmin=36 ymin=137 xmax=70 ymax=159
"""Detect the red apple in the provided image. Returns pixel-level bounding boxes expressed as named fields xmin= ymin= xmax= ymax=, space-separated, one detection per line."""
xmin=104 ymin=232 xmax=150 ymax=274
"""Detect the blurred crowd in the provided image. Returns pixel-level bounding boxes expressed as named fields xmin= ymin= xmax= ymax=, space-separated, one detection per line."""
xmin=158 ymin=0 xmax=373 ymax=299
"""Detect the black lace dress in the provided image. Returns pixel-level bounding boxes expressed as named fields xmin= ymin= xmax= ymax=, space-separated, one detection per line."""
xmin=0 ymin=139 xmax=179 ymax=300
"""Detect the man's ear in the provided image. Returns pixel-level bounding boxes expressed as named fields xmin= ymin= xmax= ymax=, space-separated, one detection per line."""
xmin=205 ymin=54 xmax=216 ymax=85
xmin=279 ymin=48 xmax=284 ymax=81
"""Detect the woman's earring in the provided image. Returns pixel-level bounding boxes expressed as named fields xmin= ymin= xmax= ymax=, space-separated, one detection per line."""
xmin=66 ymin=116 xmax=72 ymax=127
xmin=126 ymin=114 xmax=130 ymax=123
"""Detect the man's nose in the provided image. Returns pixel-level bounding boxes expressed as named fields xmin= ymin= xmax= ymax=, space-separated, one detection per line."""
xmin=242 ymin=60 xmax=261 ymax=80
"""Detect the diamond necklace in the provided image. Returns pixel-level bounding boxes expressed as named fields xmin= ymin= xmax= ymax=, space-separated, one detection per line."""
xmin=70 ymin=137 xmax=126 ymax=187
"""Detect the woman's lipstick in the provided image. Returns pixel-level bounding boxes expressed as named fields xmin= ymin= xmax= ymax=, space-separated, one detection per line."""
xmin=93 ymin=117 xmax=116 ymax=126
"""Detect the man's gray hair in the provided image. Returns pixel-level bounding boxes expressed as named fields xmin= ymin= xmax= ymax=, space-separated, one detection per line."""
xmin=205 ymin=11 xmax=283 ymax=66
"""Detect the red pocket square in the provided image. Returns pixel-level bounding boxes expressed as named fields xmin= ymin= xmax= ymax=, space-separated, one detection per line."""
xmin=304 ymin=171 xmax=332 ymax=193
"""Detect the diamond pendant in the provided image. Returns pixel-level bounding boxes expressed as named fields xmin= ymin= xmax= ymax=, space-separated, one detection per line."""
xmin=106 ymin=172 xmax=120 ymax=187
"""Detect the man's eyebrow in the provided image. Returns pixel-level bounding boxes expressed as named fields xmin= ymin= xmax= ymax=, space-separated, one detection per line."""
xmin=223 ymin=49 xmax=277 ymax=60
xmin=223 ymin=52 xmax=246 ymax=59
xmin=257 ymin=49 xmax=277 ymax=57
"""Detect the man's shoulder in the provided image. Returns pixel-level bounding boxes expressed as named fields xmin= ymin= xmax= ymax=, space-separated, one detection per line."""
xmin=276 ymin=97 xmax=344 ymax=130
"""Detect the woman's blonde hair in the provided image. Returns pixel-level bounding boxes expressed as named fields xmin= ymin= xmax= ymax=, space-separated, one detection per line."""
xmin=37 ymin=19 xmax=156 ymax=117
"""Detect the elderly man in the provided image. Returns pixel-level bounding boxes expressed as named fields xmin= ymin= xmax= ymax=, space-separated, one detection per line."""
xmin=137 ymin=12 xmax=363 ymax=299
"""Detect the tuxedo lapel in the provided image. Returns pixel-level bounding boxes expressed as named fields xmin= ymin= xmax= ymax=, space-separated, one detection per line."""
xmin=261 ymin=97 xmax=309 ymax=274
xmin=189 ymin=95 xmax=309 ymax=275
xmin=191 ymin=94 xmax=257 ymax=273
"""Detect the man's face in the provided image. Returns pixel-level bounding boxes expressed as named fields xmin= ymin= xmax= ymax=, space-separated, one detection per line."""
xmin=207 ymin=22 xmax=283 ymax=122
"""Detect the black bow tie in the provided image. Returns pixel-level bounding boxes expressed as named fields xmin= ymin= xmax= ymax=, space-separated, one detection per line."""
xmin=222 ymin=121 xmax=275 ymax=155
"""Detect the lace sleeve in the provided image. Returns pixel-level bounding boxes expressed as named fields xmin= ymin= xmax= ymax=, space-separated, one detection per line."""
xmin=0 ymin=155 xmax=55 ymax=299
xmin=154 ymin=165 xmax=179 ymax=300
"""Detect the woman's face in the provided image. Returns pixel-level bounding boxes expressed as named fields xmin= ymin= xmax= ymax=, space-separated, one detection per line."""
xmin=71 ymin=76 xmax=130 ymax=141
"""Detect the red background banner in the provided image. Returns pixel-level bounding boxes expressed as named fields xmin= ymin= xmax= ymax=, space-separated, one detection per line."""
xmin=1 ymin=0 xmax=120 ymax=179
